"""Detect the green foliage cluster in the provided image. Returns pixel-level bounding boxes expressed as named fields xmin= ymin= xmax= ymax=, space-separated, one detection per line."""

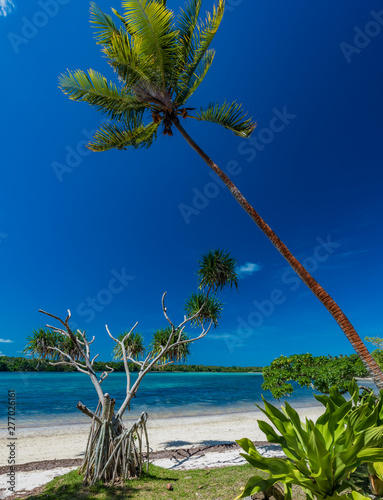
xmin=22 ymin=327 xmax=85 ymax=362
xmin=365 ymin=336 xmax=383 ymax=370
xmin=185 ymin=293 xmax=223 ymax=328
xmin=237 ymin=381 xmax=383 ymax=499
xmin=372 ymin=349 xmax=383 ymax=370
xmin=112 ymin=332 xmax=146 ymax=361
xmin=59 ymin=0 xmax=255 ymax=153
xmin=197 ymin=249 xmax=239 ymax=292
xmin=262 ymin=353 xmax=368 ymax=399
xmin=149 ymin=327 xmax=190 ymax=363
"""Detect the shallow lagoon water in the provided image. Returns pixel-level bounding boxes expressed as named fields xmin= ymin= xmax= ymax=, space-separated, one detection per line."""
xmin=1 ymin=371 xmax=373 ymax=429
xmin=1 ymin=371 xmax=317 ymax=427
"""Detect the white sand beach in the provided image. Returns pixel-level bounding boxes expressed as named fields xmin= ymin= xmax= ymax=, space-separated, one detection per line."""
xmin=2 ymin=405 xmax=323 ymax=465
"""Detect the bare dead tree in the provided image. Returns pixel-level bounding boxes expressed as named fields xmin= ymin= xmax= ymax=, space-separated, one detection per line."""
xmin=38 ymin=291 xmax=215 ymax=485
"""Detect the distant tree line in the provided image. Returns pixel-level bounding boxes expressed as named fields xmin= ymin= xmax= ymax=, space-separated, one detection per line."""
xmin=151 ymin=364 xmax=263 ymax=372
xmin=0 ymin=356 xmax=262 ymax=373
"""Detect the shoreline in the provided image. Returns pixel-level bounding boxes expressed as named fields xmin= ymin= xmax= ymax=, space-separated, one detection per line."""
xmin=2 ymin=404 xmax=324 ymax=466
xmin=0 ymin=397 xmax=324 ymax=436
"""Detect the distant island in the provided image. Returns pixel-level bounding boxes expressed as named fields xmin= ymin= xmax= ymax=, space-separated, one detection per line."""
xmin=0 ymin=356 xmax=262 ymax=373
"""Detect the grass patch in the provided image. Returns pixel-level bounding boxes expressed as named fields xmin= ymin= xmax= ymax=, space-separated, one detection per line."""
xmin=23 ymin=463 xmax=266 ymax=500
xmin=21 ymin=463 xmax=372 ymax=500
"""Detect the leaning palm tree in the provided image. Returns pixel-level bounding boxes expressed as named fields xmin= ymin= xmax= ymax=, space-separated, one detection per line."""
xmin=59 ymin=0 xmax=383 ymax=388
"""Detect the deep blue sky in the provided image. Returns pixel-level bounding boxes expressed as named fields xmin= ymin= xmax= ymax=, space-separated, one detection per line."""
xmin=1 ymin=0 xmax=382 ymax=366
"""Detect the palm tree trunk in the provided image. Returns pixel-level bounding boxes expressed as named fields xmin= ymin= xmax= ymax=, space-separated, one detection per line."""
xmin=171 ymin=117 xmax=383 ymax=389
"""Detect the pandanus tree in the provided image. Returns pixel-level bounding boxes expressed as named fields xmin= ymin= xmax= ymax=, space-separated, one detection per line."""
xmin=23 ymin=327 xmax=84 ymax=363
xmin=58 ymin=0 xmax=383 ymax=388
xmin=111 ymin=331 xmax=145 ymax=361
xmin=25 ymin=249 xmax=237 ymax=485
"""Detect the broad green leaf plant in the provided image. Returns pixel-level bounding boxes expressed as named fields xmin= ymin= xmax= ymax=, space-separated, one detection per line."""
xmin=237 ymin=380 xmax=383 ymax=500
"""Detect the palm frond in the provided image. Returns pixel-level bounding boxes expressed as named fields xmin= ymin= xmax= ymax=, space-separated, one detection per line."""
xmin=175 ymin=0 xmax=223 ymax=103
xmin=121 ymin=0 xmax=178 ymax=88
xmin=59 ymin=69 xmax=146 ymax=120
xmin=111 ymin=7 xmax=134 ymax=36
xmin=104 ymin=31 xmax=156 ymax=89
xmin=88 ymin=120 xmax=159 ymax=151
xmin=176 ymin=0 xmax=202 ymax=64
xmin=194 ymin=0 xmax=224 ymax=62
xmin=176 ymin=49 xmax=214 ymax=105
xmin=90 ymin=2 xmax=121 ymax=45
xmin=194 ymin=101 xmax=256 ymax=138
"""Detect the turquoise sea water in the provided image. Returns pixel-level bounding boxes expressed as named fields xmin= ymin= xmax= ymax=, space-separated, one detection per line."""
xmin=0 ymin=371 xmax=327 ymax=429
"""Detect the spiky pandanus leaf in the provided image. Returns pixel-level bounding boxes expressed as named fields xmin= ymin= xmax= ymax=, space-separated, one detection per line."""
xmin=150 ymin=327 xmax=190 ymax=363
xmin=197 ymin=249 xmax=238 ymax=292
xmin=23 ymin=328 xmax=60 ymax=360
xmin=112 ymin=331 xmax=145 ymax=360
xmin=59 ymin=332 xmax=86 ymax=362
xmin=88 ymin=120 xmax=159 ymax=151
xmin=195 ymin=101 xmax=256 ymax=137
xmin=59 ymin=69 xmax=146 ymax=121
xmin=185 ymin=292 xmax=222 ymax=327
xmin=23 ymin=328 xmax=84 ymax=362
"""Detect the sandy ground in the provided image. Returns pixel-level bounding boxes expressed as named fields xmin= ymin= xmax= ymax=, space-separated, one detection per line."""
xmin=1 ymin=406 xmax=323 ymax=465
xmin=0 ymin=405 xmax=323 ymax=499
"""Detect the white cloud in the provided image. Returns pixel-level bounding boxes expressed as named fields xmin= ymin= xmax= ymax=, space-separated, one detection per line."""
xmin=0 ymin=339 xmax=14 ymax=343
xmin=0 ymin=0 xmax=15 ymax=16
xmin=208 ymin=333 xmax=236 ymax=340
xmin=236 ymin=262 xmax=262 ymax=279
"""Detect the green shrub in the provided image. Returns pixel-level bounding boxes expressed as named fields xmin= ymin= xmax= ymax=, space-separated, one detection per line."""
xmin=262 ymin=353 xmax=368 ymax=399
xmin=237 ymin=380 xmax=383 ymax=499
